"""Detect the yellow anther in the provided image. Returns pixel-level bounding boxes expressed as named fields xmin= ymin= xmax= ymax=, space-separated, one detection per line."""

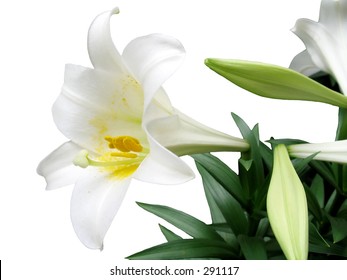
xmin=104 ymin=135 xmax=143 ymax=153
xmin=111 ymin=152 xmax=138 ymax=158
xmin=123 ymin=137 xmax=143 ymax=153
xmin=104 ymin=136 xmax=116 ymax=149
xmin=115 ymin=136 xmax=130 ymax=152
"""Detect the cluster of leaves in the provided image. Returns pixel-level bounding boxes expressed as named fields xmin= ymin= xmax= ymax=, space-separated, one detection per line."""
xmin=127 ymin=111 xmax=347 ymax=260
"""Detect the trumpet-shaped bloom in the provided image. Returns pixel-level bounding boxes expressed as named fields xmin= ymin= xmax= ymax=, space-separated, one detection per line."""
xmin=288 ymin=140 xmax=347 ymax=164
xmin=37 ymin=7 xmax=249 ymax=250
xmin=267 ymin=145 xmax=308 ymax=260
xmin=291 ymin=0 xmax=347 ymax=94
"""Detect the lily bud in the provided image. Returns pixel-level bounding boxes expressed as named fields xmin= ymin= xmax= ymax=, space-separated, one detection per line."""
xmin=267 ymin=144 xmax=308 ymax=260
xmin=205 ymin=58 xmax=347 ymax=108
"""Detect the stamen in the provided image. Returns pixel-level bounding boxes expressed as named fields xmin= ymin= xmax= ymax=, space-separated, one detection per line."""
xmin=73 ymin=136 xmax=147 ymax=179
xmin=123 ymin=137 xmax=143 ymax=152
xmin=111 ymin=152 xmax=138 ymax=158
xmin=115 ymin=137 xmax=130 ymax=152
xmin=104 ymin=136 xmax=144 ymax=153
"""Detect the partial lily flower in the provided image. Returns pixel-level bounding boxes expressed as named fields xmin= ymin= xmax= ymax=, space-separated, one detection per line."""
xmin=291 ymin=0 xmax=347 ymax=94
xmin=288 ymin=140 xmax=347 ymax=164
xmin=267 ymin=145 xmax=308 ymax=260
xmin=37 ymin=7 xmax=249 ymax=250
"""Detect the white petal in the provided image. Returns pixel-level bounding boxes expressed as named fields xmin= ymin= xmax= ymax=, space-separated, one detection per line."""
xmin=133 ymin=132 xmax=195 ymax=184
xmin=292 ymin=19 xmax=347 ymax=94
xmin=122 ymin=33 xmax=185 ymax=109
xmin=146 ymin=111 xmax=249 ymax=156
xmin=143 ymin=88 xmax=175 ymax=124
xmin=37 ymin=141 xmax=82 ymax=190
xmin=53 ymin=64 xmax=145 ymax=152
xmin=70 ymin=169 xmax=131 ymax=249
xmin=289 ymin=50 xmax=321 ymax=76
xmin=288 ymin=140 xmax=347 ymax=164
xmin=319 ymin=0 xmax=347 ymax=35
xmin=87 ymin=7 xmax=127 ymax=73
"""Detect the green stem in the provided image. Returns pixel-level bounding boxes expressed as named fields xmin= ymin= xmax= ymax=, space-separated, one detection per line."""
xmin=336 ymin=108 xmax=347 ymax=141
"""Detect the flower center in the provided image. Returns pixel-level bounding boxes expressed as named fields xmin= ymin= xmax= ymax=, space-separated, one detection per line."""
xmin=73 ymin=135 xmax=148 ymax=179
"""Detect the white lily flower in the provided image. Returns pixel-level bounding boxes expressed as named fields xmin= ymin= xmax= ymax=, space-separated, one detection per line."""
xmin=267 ymin=145 xmax=308 ymax=260
xmin=291 ymin=0 xmax=347 ymax=94
xmin=37 ymin=7 xmax=249 ymax=250
xmin=288 ymin=140 xmax=347 ymax=164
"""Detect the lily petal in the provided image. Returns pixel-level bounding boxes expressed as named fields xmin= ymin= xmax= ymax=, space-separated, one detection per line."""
xmin=53 ymin=64 xmax=145 ymax=152
xmin=289 ymin=50 xmax=321 ymax=77
xmin=292 ymin=5 xmax=347 ymax=94
xmin=319 ymin=0 xmax=347 ymax=35
xmin=267 ymin=145 xmax=308 ymax=260
xmin=37 ymin=141 xmax=83 ymax=190
xmin=146 ymin=112 xmax=249 ymax=156
xmin=133 ymin=134 xmax=195 ymax=185
xmin=122 ymin=33 xmax=185 ymax=109
xmin=88 ymin=7 xmax=127 ymax=73
xmin=70 ymin=169 xmax=131 ymax=249
xmin=288 ymin=140 xmax=347 ymax=164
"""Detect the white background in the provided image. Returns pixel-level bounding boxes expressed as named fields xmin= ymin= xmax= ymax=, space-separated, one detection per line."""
xmin=0 ymin=0 xmax=342 ymax=279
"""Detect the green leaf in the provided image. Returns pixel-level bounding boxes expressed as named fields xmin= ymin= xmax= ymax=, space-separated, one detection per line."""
xmin=238 ymin=235 xmax=268 ymax=260
xmin=255 ymin=218 xmax=270 ymax=238
xmin=327 ymin=215 xmax=347 ymax=243
xmin=325 ymin=190 xmax=337 ymax=213
xmin=259 ymin=142 xmax=273 ymax=171
xmin=192 ymin=153 xmax=246 ymax=207
xmin=336 ymin=108 xmax=347 ymax=140
xmin=310 ymin=161 xmax=337 ymax=189
xmin=292 ymin=153 xmax=320 ymax=176
xmin=310 ymin=175 xmax=325 ymax=208
xmin=309 ymin=223 xmax=330 ymax=247
xmin=304 ymin=183 xmax=324 ymax=222
xmin=205 ymin=58 xmax=347 ymax=108
xmin=232 ymin=113 xmax=265 ymax=197
xmin=196 ymin=163 xmax=249 ymax=236
xmin=137 ymin=202 xmax=222 ymax=240
xmin=309 ymin=243 xmax=347 ymax=258
xmin=202 ymin=180 xmax=226 ymax=224
xmin=159 ymin=224 xmax=182 ymax=242
xmin=127 ymin=239 xmax=238 ymax=260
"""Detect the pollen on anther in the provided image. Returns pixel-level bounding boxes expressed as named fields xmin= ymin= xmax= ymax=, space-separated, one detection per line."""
xmin=111 ymin=152 xmax=138 ymax=158
xmin=104 ymin=135 xmax=143 ymax=153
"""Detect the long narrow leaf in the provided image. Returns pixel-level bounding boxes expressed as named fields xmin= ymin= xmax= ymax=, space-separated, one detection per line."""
xmin=327 ymin=215 xmax=347 ymax=243
xmin=159 ymin=224 xmax=182 ymax=242
xmin=192 ymin=153 xmax=246 ymax=207
xmin=127 ymin=239 xmax=238 ymax=260
xmin=238 ymin=235 xmax=268 ymax=260
xmin=137 ymin=202 xmax=222 ymax=240
xmin=196 ymin=163 xmax=249 ymax=236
